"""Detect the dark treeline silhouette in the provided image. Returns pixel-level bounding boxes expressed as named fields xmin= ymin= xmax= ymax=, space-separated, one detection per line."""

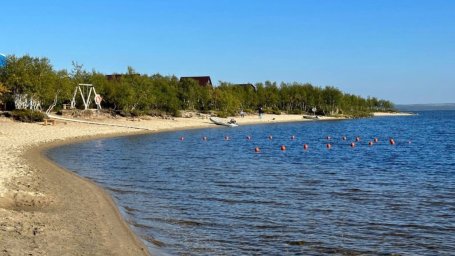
xmin=0 ymin=55 xmax=394 ymax=117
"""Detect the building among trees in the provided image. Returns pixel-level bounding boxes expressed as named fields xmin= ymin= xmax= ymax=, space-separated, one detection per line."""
xmin=180 ymin=76 xmax=212 ymax=87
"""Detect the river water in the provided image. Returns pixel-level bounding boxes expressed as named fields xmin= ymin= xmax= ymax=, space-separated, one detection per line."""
xmin=48 ymin=111 xmax=455 ymax=255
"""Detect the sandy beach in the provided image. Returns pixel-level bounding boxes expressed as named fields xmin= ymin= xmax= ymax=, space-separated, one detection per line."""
xmin=0 ymin=112 xmax=394 ymax=255
xmin=373 ymin=112 xmax=415 ymax=116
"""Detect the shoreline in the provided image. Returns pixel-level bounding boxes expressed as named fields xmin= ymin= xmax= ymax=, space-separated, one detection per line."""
xmin=0 ymin=120 xmax=153 ymax=255
xmin=24 ymin=141 xmax=150 ymax=255
xmin=0 ymin=112 xmax=406 ymax=254
xmin=373 ymin=112 xmax=416 ymax=116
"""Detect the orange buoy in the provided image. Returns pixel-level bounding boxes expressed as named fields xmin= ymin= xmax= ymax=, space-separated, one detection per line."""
xmin=389 ymin=138 xmax=395 ymax=145
xmin=303 ymin=144 xmax=309 ymax=150
xmin=280 ymin=145 xmax=286 ymax=151
xmin=268 ymin=135 xmax=273 ymax=140
xmin=180 ymin=136 xmax=184 ymax=141
xmin=374 ymin=138 xmax=378 ymax=143
xmin=326 ymin=143 xmax=332 ymax=149
xmin=355 ymin=136 xmax=361 ymax=142
xmin=291 ymin=135 xmax=296 ymax=140
xmin=254 ymin=147 xmax=260 ymax=153
xmin=368 ymin=141 xmax=373 ymax=146
xmin=350 ymin=142 xmax=356 ymax=148
xmin=342 ymin=136 xmax=347 ymax=141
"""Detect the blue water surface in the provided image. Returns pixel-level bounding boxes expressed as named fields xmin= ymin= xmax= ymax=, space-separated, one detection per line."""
xmin=48 ymin=111 xmax=455 ymax=255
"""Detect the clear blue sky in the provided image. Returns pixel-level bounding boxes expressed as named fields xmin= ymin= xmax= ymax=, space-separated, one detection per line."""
xmin=2 ymin=0 xmax=454 ymax=104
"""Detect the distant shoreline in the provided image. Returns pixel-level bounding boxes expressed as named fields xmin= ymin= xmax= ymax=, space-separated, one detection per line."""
xmin=373 ymin=112 xmax=416 ymax=117
xmin=396 ymin=103 xmax=455 ymax=112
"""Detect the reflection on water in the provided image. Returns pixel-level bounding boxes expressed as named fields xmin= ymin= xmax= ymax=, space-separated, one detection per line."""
xmin=49 ymin=111 xmax=455 ymax=255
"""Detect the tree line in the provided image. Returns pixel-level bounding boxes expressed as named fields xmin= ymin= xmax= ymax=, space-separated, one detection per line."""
xmin=0 ymin=54 xmax=394 ymax=117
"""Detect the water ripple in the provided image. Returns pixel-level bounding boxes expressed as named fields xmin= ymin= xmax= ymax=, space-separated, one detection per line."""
xmin=48 ymin=111 xmax=455 ymax=255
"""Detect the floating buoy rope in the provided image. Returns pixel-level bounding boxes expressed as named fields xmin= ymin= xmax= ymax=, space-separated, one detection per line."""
xmin=179 ymin=134 xmax=404 ymax=152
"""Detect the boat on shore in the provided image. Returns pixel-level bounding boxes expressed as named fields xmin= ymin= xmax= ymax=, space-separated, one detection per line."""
xmin=303 ymin=114 xmax=319 ymax=120
xmin=209 ymin=117 xmax=239 ymax=127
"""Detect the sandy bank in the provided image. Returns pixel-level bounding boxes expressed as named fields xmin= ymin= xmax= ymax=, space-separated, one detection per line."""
xmin=1 ymin=113 xmax=333 ymax=255
xmin=373 ymin=112 xmax=415 ymax=116
xmin=0 ymin=117 xmax=150 ymax=255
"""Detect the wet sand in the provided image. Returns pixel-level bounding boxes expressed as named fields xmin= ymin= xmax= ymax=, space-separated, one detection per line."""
xmin=0 ymin=112 xmax=398 ymax=255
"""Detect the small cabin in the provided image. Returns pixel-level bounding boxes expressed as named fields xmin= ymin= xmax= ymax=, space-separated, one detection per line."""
xmin=180 ymin=76 xmax=213 ymax=87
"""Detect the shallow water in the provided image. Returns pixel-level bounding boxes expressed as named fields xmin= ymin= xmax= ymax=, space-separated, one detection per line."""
xmin=49 ymin=111 xmax=455 ymax=255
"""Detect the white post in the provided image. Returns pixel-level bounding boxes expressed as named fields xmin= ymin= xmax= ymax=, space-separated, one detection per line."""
xmin=78 ymin=86 xmax=88 ymax=110
xmin=71 ymin=87 xmax=78 ymax=109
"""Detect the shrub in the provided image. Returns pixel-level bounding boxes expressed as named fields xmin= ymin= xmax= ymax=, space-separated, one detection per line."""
xmin=271 ymin=107 xmax=282 ymax=115
xmin=346 ymin=110 xmax=373 ymax=118
xmin=172 ymin=110 xmax=182 ymax=117
xmin=130 ymin=109 xmax=143 ymax=117
xmin=11 ymin=109 xmax=46 ymax=122
xmin=217 ymin=111 xmax=229 ymax=118
xmin=288 ymin=109 xmax=303 ymax=115
xmin=117 ymin=110 xmax=131 ymax=117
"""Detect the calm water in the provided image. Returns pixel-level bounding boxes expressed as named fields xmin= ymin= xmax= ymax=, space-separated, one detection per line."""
xmin=48 ymin=111 xmax=455 ymax=255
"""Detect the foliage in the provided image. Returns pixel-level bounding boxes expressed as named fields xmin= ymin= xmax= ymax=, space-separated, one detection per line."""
xmin=11 ymin=109 xmax=46 ymax=122
xmin=0 ymin=54 xmax=395 ymax=117
xmin=0 ymin=82 xmax=9 ymax=96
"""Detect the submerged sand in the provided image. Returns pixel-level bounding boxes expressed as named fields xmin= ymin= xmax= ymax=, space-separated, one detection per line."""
xmin=0 ymin=112 xmax=395 ymax=255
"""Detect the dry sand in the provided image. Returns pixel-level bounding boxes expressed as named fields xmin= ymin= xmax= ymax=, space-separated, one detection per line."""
xmin=373 ymin=112 xmax=415 ymax=116
xmin=0 ymin=112 xmax=395 ymax=255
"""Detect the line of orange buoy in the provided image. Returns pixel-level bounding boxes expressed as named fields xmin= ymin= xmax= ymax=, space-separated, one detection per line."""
xmin=180 ymin=136 xmax=407 ymax=151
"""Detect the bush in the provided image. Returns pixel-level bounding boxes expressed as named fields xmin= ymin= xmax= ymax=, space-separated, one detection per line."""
xmin=11 ymin=109 xmax=47 ymax=122
xmin=346 ymin=110 xmax=374 ymax=118
xmin=217 ymin=111 xmax=229 ymax=118
xmin=172 ymin=109 xmax=182 ymax=117
xmin=288 ymin=109 xmax=303 ymax=115
xmin=130 ymin=109 xmax=143 ymax=117
xmin=117 ymin=110 xmax=131 ymax=117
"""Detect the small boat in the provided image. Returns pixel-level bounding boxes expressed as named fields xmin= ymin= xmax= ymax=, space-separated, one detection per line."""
xmin=209 ymin=117 xmax=239 ymax=127
xmin=303 ymin=115 xmax=319 ymax=120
